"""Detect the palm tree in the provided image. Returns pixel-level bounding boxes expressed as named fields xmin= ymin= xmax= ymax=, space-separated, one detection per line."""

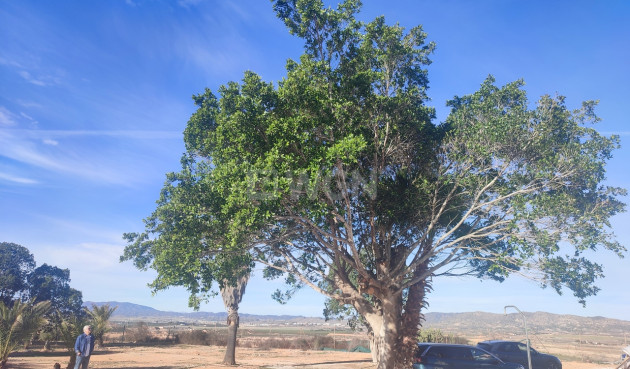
xmin=85 ymin=303 xmax=117 ymax=347
xmin=57 ymin=315 xmax=88 ymax=369
xmin=221 ymin=272 xmax=249 ymax=365
xmin=0 ymin=299 xmax=50 ymax=369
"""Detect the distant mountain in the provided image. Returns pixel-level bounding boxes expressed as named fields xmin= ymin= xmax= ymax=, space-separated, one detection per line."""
xmin=85 ymin=301 xmax=630 ymax=337
xmin=84 ymin=301 xmax=316 ymax=323
xmin=422 ymin=311 xmax=630 ymax=337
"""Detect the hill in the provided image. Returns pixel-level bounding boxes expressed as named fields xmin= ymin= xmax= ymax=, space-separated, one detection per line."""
xmin=86 ymin=301 xmax=630 ymax=338
xmin=84 ymin=301 xmax=319 ymax=324
xmin=422 ymin=311 xmax=630 ymax=338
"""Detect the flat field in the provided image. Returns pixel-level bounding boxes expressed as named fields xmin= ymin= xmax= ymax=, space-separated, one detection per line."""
xmin=5 ymin=344 xmax=622 ymax=369
xmin=6 ymin=323 xmax=627 ymax=369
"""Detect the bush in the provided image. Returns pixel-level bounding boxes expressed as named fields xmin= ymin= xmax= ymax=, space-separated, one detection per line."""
xmin=126 ymin=322 xmax=152 ymax=343
xmin=418 ymin=328 xmax=468 ymax=344
xmin=176 ymin=330 xmax=227 ymax=346
xmin=237 ymin=335 xmax=360 ymax=351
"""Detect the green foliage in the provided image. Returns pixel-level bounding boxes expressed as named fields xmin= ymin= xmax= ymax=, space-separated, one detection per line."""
xmin=85 ymin=303 xmax=117 ymax=347
xmin=417 ymin=328 xmax=468 ymax=344
xmin=0 ymin=299 xmax=50 ymax=368
xmin=122 ymin=1 xmax=625 ymax=368
xmin=28 ymin=264 xmax=83 ymax=317
xmin=0 ymin=242 xmax=35 ymax=306
xmin=120 ymin=154 xmax=254 ymax=309
xmin=441 ymin=77 xmax=626 ymax=304
xmin=56 ymin=313 xmax=90 ymax=369
xmin=57 ymin=314 xmax=88 ymax=353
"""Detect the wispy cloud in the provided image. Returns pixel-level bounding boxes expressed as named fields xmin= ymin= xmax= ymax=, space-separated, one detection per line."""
xmin=601 ymin=131 xmax=630 ymax=136
xmin=18 ymin=69 xmax=64 ymax=87
xmin=11 ymin=129 xmax=181 ymax=140
xmin=0 ymin=129 xmax=181 ymax=186
xmin=0 ymin=171 xmax=38 ymax=185
xmin=26 ymin=216 xmax=129 ymax=269
xmin=37 ymin=241 xmax=127 ymax=274
xmin=16 ymin=100 xmax=44 ymax=109
xmin=0 ymin=56 xmax=25 ymax=69
xmin=0 ymin=106 xmax=37 ymax=129
xmin=0 ymin=106 xmax=18 ymax=126
xmin=18 ymin=70 xmax=48 ymax=86
xmin=0 ymin=131 xmax=70 ymax=172
xmin=178 ymin=0 xmax=204 ymax=9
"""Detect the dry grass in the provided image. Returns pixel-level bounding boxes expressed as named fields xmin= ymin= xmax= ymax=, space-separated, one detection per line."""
xmin=5 ymin=328 xmax=627 ymax=369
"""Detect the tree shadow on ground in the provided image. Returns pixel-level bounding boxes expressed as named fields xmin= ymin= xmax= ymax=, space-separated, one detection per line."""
xmin=8 ymin=365 xmax=175 ymax=369
xmin=291 ymin=359 xmax=373 ymax=366
xmin=9 ymin=351 xmax=68 ymax=357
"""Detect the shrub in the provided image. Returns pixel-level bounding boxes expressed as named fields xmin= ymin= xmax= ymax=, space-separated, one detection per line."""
xmin=126 ymin=322 xmax=152 ymax=343
xmin=418 ymin=328 xmax=468 ymax=344
xmin=176 ymin=330 xmax=227 ymax=346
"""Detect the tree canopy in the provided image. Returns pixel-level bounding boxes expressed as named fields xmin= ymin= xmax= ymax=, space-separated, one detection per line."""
xmin=28 ymin=264 xmax=83 ymax=317
xmin=0 ymin=242 xmax=35 ymax=306
xmin=121 ymin=1 xmax=625 ymax=368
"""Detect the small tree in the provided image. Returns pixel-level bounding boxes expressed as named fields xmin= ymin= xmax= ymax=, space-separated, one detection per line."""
xmin=0 ymin=299 xmax=50 ymax=369
xmin=57 ymin=314 xmax=89 ymax=369
xmin=122 ymin=153 xmax=255 ymax=364
xmin=85 ymin=303 xmax=117 ymax=347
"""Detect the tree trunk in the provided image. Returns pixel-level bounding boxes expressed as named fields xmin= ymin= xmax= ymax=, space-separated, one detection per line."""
xmin=361 ymin=268 xmax=431 ymax=369
xmin=396 ymin=276 xmax=430 ymax=369
xmin=368 ymin=330 xmax=378 ymax=363
xmin=222 ymin=309 xmax=239 ymax=365
xmin=362 ymin=290 xmax=403 ymax=369
xmin=66 ymin=353 xmax=76 ymax=369
xmin=1 ymin=359 xmax=7 ymax=369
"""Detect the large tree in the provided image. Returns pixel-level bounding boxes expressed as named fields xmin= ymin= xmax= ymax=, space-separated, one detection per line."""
xmin=27 ymin=264 xmax=83 ymax=317
xmin=0 ymin=242 xmax=36 ymax=306
xmin=27 ymin=264 xmax=84 ymax=350
xmin=123 ymin=1 xmax=625 ymax=368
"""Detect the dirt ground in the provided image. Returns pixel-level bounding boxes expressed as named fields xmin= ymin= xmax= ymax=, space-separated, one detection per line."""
xmin=5 ymin=345 xmax=620 ymax=369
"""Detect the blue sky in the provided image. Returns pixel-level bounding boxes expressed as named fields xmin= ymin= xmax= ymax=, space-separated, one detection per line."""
xmin=1 ymin=0 xmax=629 ymax=321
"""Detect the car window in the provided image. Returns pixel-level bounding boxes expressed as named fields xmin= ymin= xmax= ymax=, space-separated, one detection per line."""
xmin=425 ymin=347 xmax=445 ymax=359
xmin=472 ymin=348 xmax=500 ymax=363
xmin=478 ymin=342 xmax=491 ymax=351
xmin=416 ymin=345 xmax=430 ymax=357
xmin=504 ymin=343 xmax=520 ymax=352
xmin=517 ymin=343 xmax=530 ymax=353
xmin=516 ymin=342 xmax=539 ymax=354
xmin=425 ymin=346 xmax=472 ymax=360
xmin=450 ymin=347 xmax=473 ymax=360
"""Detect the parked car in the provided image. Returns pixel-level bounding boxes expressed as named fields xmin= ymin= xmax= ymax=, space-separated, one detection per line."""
xmin=413 ymin=343 xmax=525 ymax=369
xmin=477 ymin=340 xmax=562 ymax=369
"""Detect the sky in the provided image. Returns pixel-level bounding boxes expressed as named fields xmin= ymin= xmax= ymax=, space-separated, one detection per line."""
xmin=1 ymin=0 xmax=629 ymax=322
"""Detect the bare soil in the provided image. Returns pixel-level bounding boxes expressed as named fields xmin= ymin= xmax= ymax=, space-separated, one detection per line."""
xmin=5 ymin=345 xmax=620 ymax=369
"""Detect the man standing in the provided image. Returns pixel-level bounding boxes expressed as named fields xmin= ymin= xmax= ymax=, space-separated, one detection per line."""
xmin=74 ymin=325 xmax=94 ymax=369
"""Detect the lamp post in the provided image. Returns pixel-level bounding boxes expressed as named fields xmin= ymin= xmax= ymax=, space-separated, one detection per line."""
xmin=504 ymin=305 xmax=532 ymax=369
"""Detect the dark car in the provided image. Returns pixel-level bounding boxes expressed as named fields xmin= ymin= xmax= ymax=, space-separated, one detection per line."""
xmin=413 ymin=343 xmax=525 ymax=369
xmin=477 ymin=340 xmax=562 ymax=369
